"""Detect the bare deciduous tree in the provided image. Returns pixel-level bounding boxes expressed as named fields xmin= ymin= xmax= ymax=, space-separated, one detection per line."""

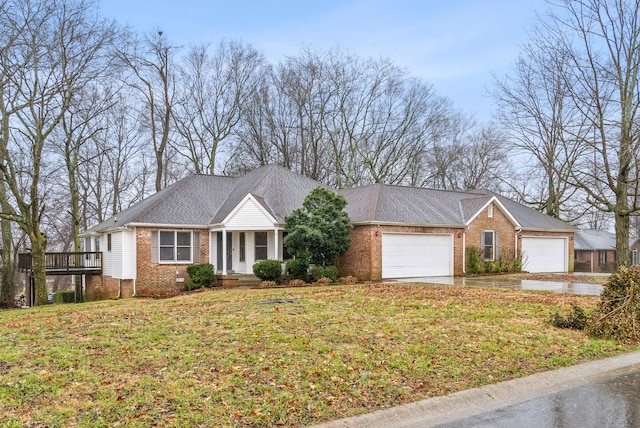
xmin=493 ymin=26 xmax=584 ymax=218
xmin=514 ymin=0 xmax=640 ymax=266
xmin=173 ymin=40 xmax=265 ymax=174
xmin=0 ymin=0 xmax=116 ymax=305
xmin=118 ymin=30 xmax=179 ymax=192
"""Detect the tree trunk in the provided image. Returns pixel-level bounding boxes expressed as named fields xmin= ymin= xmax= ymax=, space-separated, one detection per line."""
xmin=615 ymin=206 xmax=630 ymax=268
xmin=29 ymin=232 xmax=48 ymax=306
xmin=68 ymin=160 xmax=84 ymax=302
xmin=0 ymin=215 xmax=14 ymax=307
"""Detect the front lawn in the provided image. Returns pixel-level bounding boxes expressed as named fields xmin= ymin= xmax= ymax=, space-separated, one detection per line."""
xmin=0 ymin=283 xmax=634 ymax=427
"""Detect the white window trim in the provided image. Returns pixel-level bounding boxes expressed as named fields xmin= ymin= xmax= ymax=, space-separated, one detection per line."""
xmin=482 ymin=230 xmax=495 ymax=261
xmin=254 ymin=231 xmax=268 ymax=261
xmin=159 ymin=230 xmax=193 ymax=264
xmin=488 ymin=204 xmax=494 ymax=218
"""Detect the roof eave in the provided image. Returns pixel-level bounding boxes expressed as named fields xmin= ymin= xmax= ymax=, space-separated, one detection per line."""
xmin=520 ymin=227 xmax=577 ymax=233
xmin=351 ymin=220 xmax=466 ymax=229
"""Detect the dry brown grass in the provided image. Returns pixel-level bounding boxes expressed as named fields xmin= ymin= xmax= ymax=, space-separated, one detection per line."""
xmin=0 ymin=283 xmax=634 ymax=427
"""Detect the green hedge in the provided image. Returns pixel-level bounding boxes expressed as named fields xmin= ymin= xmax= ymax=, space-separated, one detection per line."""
xmin=253 ymin=260 xmax=283 ymax=282
xmin=310 ymin=265 xmax=339 ymax=282
xmin=286 ymin=258 xmax=309 ymax=281
xmin=185 ymin=263 xmax=217 ymax=291
xmin=52 ymin=291 xmax=76 ymax=303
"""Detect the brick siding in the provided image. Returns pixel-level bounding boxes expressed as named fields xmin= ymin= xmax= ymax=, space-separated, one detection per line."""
xmin=337 ymin=202 xmax=574 ymax=280
xmin=336 ymin=224 xmax=464 ymax=280
xmin=87 ymin=227 xmax=210 ymax=299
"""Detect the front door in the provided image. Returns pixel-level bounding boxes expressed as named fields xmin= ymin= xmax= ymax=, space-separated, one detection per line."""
xmin=216 ymin=232 xmax=233 ymax=272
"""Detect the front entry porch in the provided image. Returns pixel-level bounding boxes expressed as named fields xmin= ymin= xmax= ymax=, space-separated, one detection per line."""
xmin=212 ymin=229 xmax=288 ymax=275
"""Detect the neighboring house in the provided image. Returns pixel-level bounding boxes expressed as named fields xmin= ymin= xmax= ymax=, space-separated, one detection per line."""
xmin=574 ymin=229 xmax=617 ymax=273
xmin=81 ymin=165 xmax=576 ymax=300
xmin=631 ymin=238 xmax=640 ymax=266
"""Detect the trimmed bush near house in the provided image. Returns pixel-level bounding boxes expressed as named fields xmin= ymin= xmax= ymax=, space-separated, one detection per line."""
xmin=310 ymin=265 xmax=339 ymax=282
xmin=286 ymin=258 xmax=309 ymax=281
xmin=185 ymin=263 xmax=217 ymax=291
xmin=253 ymin=259 xmax=283 ymax=282
xmin=52 ymin=291 xmax=75 ymax=303
xmin=467 ymin=247 xmax=481 ymax=274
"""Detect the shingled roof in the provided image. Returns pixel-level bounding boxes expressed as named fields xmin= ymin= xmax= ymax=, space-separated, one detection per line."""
xmin=574 ymin=229 xmax=616 ymax=250
xmin=85 ymin=165 xmax=324 ymax=233
xmin=339 ymin=183 xmax=576 ymax=232
xmin=85 ymin=165 xmax=575 ymax=234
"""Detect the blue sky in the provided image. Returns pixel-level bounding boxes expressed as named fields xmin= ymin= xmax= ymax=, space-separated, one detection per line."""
xmin=99 ymin=0 xmax=548 ymax=120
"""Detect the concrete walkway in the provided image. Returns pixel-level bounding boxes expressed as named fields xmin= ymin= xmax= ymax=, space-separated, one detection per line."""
xmin=312 ymin=350 xmax=640 ymax=428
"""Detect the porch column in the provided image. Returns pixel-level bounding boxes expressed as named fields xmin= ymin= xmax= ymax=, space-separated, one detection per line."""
xmin=274 ymin=228 xmax=279 ymax=261
xmin=222 ymin=230 xmax=228 ymax=276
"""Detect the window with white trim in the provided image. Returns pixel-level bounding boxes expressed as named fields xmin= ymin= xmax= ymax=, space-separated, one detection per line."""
xmin=487 ymin=204 xmax=493 ymax=218
xmin=481 ymin=230 xmax=498 ymax=261
xmin=159 ymin=230 xmax=192 ymax=262
xmin=255 ymin=231 xmax=267 ymax=261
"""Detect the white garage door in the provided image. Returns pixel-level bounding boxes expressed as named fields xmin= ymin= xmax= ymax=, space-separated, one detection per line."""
xmin=382 ymin=233 xmax=453 ymax=278
xmin=521 ymin=237 xmax=567 ymax=273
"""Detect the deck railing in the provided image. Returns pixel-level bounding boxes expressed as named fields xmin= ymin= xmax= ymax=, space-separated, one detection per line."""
xmin=18 ymin=251 xmax=102 ymax=274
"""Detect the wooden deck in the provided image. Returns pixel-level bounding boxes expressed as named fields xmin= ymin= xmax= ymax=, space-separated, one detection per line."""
xmin=18 ymin=252 xmax=103 ymax=275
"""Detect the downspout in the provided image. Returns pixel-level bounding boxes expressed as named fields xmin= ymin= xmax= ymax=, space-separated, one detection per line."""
xmin=116 ymin=279 xmax=121 ymax=299
xmin=132 ymin=279 xmax=137 ymax=297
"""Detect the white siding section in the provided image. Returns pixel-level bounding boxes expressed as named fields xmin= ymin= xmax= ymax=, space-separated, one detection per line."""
xmin=121 ymin=229 xmax=136 ymax=279
xmin=102 ymin=234 xmax=113 ymax=277
xmin=225 ymin=198 xmax=275 ymax=229
xmin=111 ymin=232 xmax=123 ymax=278
xmin=103 ymin=229 xmax=136 ymax=280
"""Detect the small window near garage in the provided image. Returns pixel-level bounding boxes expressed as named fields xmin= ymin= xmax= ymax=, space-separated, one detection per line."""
xmin=239 ymin=232 xmax=246 ymax=262
xmin=255 ymin=231 xmax=267 ymax=261
xmin=159 ymin=230 xmax=192 ymax=262
xmin=107 ymin=234 xmax=111 ymax=251
xmin=632 ymin=249 xmax=639 ymax=266
xmin=599 ymin=250 xmax=607 ymax=265
xmin=488 ymin=204 xmax=494 ymax=218
xmin=481 ymin=230 xmax=495 ymax=261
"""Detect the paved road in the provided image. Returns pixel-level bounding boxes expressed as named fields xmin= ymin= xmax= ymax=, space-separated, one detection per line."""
xmin=434 ymin=365 xmax=640 ymax=428
xmin=313 ymin=351 xmax=640 ymax=428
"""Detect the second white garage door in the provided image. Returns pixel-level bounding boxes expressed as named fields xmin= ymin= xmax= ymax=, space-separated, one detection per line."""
xmin=382 ymin=233 xmax=453 ymax=278
xmin=521 ymin=236 xmax=568 ymax=273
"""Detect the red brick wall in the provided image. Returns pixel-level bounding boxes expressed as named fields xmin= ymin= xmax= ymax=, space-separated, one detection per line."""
xmin=575 ymin=249 xmax=615 ymax=273
xmin=85 ymin=275 xmax=117 ymax=301
xmin=335 ymin=226 xmax=375 ymax=280
xmin=85 ymin=276 xmax=134 ymax=301
xmin=466 ymin=202 xmax=517 ymax=262
xmin=136 ymin=228 xmax=209 ymax=297
xmin=336 ymin=202 xmax=575 ymax=279
xmin=87 ymin=227 xmax=209 ymax=300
